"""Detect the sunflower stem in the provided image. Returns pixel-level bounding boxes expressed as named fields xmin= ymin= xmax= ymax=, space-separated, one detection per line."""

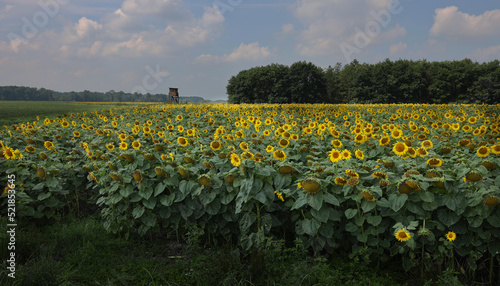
xmin=356 ymin=201 xmax=367 ymax=248
xmin=490 ymin=252 xmax=494 ymax=285
xmin=374 ymin=206 xmax=380 ymax=269
xmin=256 ymin=201 xmax=262 ymax=235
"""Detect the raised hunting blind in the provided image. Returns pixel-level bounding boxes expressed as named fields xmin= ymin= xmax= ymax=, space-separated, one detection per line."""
xmin=168 ymin=87 xmax=179 ymax=103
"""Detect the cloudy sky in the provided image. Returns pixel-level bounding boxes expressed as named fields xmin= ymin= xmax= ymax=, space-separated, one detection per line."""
xmin=1 ymin=0 xmax=499 ymax=101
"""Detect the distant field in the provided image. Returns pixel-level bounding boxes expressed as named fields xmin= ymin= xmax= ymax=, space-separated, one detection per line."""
xmin=0 ymin=101 xmax=151 ymax=125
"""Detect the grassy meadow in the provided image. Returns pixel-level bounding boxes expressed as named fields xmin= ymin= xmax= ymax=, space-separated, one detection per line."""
xmin=0 ymin=101 xmax=153 ymax=126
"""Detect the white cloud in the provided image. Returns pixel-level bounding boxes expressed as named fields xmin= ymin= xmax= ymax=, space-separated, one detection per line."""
xmin=76 ymin=17 xmax=103 ymax=39
xmin=389 ymin=41 xmax=407 ymax=56
xmin=430 ymin=6 xmax=500 ymax=40
xmin=282 ymin=23 xmax=294 ymax=34
xmin=0 ymin=4 xmax=14 ymax=19
xmin=194 ymin=42 xmax=271 ymax=64
xmin=467 ymin=45 xmax=500 ymax=62
xmin=292 ymin=0 xmax=406 ymax=58
xmin=9 ymin=1 xmax=225 ymax=58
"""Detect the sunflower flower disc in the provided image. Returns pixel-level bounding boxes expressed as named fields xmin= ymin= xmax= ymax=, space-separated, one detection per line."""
xmin=225 ymin=174 xmax=237 ymax=185
xmin=37 ymin=167 xmax=47 ymax=179
xmin=198 ymin=175 xmax=212 ymax=187
xmin=133 ymin=170 xmax=143 ymax=184
xmin=395 ymin=228 xmax=411 ymax=242
xmin=278 ymin=165 xmax=295 ymax=175
xmin=301 ymin=178 xmax=321 ymax=194
xmin=484 ymin=196 xmax=499 ymax=207
xmin=154 ymin=167 xmax=167 ymax=178
xmin=110 ymin=172 xmax=123 ymax=182
xmin=178 ymin=166 xmax=189 ymax=178
xmin=465 ymin=171 xmax=483 ymax=182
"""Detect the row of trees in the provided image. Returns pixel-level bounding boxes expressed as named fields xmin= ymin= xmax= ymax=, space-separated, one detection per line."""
xmin=227 ymin=59 xmax=500 ymax=104
xmin=0 ymin=87 xmax=206 ymax=102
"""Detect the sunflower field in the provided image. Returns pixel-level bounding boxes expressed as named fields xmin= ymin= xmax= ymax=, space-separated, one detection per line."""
xmin=1 ymin=103 xmax=500 ymax=278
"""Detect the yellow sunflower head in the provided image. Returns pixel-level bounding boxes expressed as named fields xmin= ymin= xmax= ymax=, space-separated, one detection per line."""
xmin=273 ymin=150 xmax=286 ymax=161
xmin=393 ymin=142 xmax=408 ymax=157
xmin=445 ymin=231 xmax=456 ymax=242
xmin=395 ymin=228 xmax=411 ymax=242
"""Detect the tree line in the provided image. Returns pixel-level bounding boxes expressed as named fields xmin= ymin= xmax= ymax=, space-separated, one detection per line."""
xmin=0 ymin=87 xmax=176 ymax=102
xmin=227 ymin=59 xmax=500 ymax=104
xmin=0 ymin=87 xmax=215 ymax=103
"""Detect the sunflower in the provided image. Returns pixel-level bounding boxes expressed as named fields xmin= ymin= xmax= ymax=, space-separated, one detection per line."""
xmin=266 ymin=145 xmax=274 ymax=153
xmin=492 ymin=145 xmax=500 ymax=155
xmin=391 ymin=129 xmax=403 ymax=139
xmin=119 ymin=142 xmax=128 ymax=150
xmin=458 ymin=139 xmax=470 ymax=146
xmin=273 ymin=150 xmax=286 ymax=161
xmin=446 ymin=231 xmax=456 ymax=242
xmin=133 ymin=170 xmax=143 ymax=183
xmin=484 ymin=195 xmax=499 ymax=207
xmin=89 ymin=172 xmax=98 ymax=183
xmin=3 ymin=148 xmax=15 ymax=159
xmin=379 ymin=136 xmax=390 ymax=146
xmin=25 ymin=146 xmax=36 ymax=153
xmin=279 ymin=138 xmax=289 ymax=148
xmin=177 ymin=136 xmax=188 ymax=147
xmin=106 ymin=144 xmax=115 ymax=151
xmin=416 ymin=134 xmax=427 ymax=140
xmin=426 ymin=158 xmax=443 ymax=167
xmin=239 ymin=142 xmax=249 ymax=150
xmin=132 ymin=140 xmax=141 ymax=149
xmin=329 ymin=149 xmax=341 ymax=163
xmin=476 ymin=146 xmax=490 ymax=157
xmin=301 ymin=177 xmax=321 ymax=194
xmin=210 ymin=141 xmax=221 ymax=151
xmin=44 ymin=141 xmax=55 ymax=150
xmin=331 ymin=139 xmax=342 ymax=148
xmin=341 ymin=150 xmax=351 ymax=160
xmin=354 ymin=149 xmax=364 ymax=160
xmin=241 ymin=151 xmax=254 ymax=160
xmin=354 ymin=134 xmax=367 ymax=144
xmin=393 ymin=142 xmax=408 ymax=157
xmin=230 ymin=153 xmax=241 ymax=167
xmin=395 ymin=228 xmax=411 ymax=242
xmin=465 ymin=170 xmax=482 ymax=182
xmin=119 ymin=133 xmax=127 ymax=141
xmin=372 ymin=171 xmax=387 ymax=179
xmin=334 ymin=177 xmax=348 ymax=186
xmin=346 ymin=169 xmax=359 ymax=177
xmin=361 ymin=190 xmax=375 ymax=202
xmin=421 ymin=140 xmax=433 ymax=150
xmin=416 ymin=147 xmax=428 ymax=157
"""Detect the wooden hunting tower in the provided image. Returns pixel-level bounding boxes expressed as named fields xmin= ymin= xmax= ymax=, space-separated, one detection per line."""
xmin=168 ymin=87 xmax=179 ymax=103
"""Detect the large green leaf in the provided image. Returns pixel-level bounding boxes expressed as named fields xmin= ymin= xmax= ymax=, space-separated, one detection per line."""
xmin=390 ymin=194 xmax=408 ymax=212
xmin=132 ymin=205 xmax=145 ymax=219
xmin=311 ymin=205 xmax=330 ymax=223
xmin=345 ymin=208 xmax=358 ymax=219
xmin=143 ymin=197 xmax=157 ymax=209
xmin=159 ymin=193 xmax=175 ymax=206
xmin=367 ymin=215 xmax=382 ymax=226
xmin=323 ymin=192 xmax=340 ymax=206
xmin=154 ymin=183 xmax=166 ymax=197
xmin=307 ymin=192 xmax=323 ymax=211
xmin=239 ymin=212 xmax=257 ymax=234
xmin=302 ymin=218 xmax=321 ymax=236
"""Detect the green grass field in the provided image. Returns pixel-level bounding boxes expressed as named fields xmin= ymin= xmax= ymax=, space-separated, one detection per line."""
xmin=0 ymin=101 xmax=150 ymax=126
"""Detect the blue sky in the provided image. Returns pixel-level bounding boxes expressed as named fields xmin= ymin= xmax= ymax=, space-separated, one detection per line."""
xmin=1 ymin=0 xmax=499 ymax=101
